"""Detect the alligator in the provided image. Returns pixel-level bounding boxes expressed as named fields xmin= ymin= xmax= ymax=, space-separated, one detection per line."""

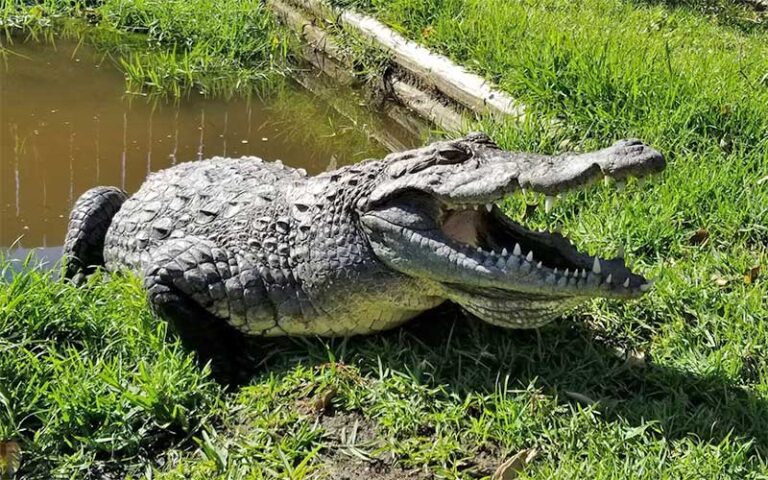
xmin=64 ymin=133 xmax=664 ymax=374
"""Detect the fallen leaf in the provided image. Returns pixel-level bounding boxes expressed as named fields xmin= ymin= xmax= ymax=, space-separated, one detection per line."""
xmin=689 ymin=228 xmax=709 ymax=245
xmin=310 ymin=386 xmax=338 ymax=414
xmin=710 ymin=274 xmax=729 ymax=287
xmin=0 ymin=440 xmax=21 ymax=479
xmin=491 ymin=448 xmax=538 ymax=480
xmin=744 ymin=265 xmax=761 ymax=284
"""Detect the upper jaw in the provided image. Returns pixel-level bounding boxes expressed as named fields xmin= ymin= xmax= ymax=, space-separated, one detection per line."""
xmin=513 ymin=138 xmax=666 ymax=196
xmin=366 ymin=138 xmax=665 ymax=209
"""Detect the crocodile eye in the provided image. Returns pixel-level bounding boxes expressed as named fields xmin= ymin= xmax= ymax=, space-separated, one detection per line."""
xmin=436 ymin=144 xmax=471 ymax=163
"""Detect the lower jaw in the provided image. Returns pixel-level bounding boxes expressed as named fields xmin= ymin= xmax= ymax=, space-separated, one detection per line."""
xmin=442 ymin=285 xmax=585 ymax=329
xmin=458 ymin=296 xmax=583 ymax=329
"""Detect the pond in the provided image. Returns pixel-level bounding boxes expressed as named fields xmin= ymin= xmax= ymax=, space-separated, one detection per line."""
xmin=0 ymin=39 xmax=419 ymax=264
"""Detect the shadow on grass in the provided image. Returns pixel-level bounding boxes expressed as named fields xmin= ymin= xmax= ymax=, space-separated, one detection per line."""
xmin=227 ymin=305 xmax=768 ymax=457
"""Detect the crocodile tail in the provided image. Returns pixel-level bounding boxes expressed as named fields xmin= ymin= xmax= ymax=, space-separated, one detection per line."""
xmin=63 ymin=186 xmax=127 ymax=283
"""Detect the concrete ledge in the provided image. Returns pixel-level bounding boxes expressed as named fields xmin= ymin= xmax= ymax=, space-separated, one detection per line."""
xmin=267 ymin=0 xmax=525 ymax=132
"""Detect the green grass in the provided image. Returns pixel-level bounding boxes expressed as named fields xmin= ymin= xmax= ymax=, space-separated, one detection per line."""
xmin=0 ymin=262 xmax=221 ymax=478
xmin=1 ymin=0 xmax=290 ymax=96
xmin=2 ymin=0 xmax=768 ymax=478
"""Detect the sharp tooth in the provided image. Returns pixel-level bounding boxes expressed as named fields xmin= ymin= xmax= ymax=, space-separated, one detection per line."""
xmin=616 ymin=245 xmax=625 ymax=258
xmin=623 ymin=278 xmax=630 ymax=288
xmin=616 ymin=180 xmax=626 ymax=191
xmin=536 ymin=261 xmax=543 ymax=269
xmin=606 ymin=274 xmax=613 ymax=284
xmin=545 ymin=196 xmax=555 ymax=213
xmin=490 ymin=250 xmax=496 ymax=256
xmin=639 ymin=281 xmax=654 ymax=292
xmin=473 ymin=205 xmax=479 ymax=210
xmin=477 ymin=247 xmax=483 ymax=253
xmin=501 ymin=248 xmax=508 ymax=256
xmin=526 ymin=251 xmax=534 ymax=262
xmin=553 ymin=268 xmax=559 ymax=276
xmin=592 ymin=257 xmax=602 ymax=274
xmin=581 ymin=269 xmax=588 ymax=279
xmin=485 ymin=203 xmax=493 ymax=212
xmin=564 ymin=268 xmax=570 ymax=277
xmin=513 ymin=243 xmax=522 ymax=256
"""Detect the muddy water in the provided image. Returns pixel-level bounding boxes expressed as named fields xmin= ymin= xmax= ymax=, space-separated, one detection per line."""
xmin=0 ymin=40 xmax=417 ymax=260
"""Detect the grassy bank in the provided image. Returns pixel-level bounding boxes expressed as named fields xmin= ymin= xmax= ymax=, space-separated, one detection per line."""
xmin=1 ymin=0 xmax=290 ymax=96
xmin=2 ymin=0 xmax=768 ymax=478
xmin=0 ymin=264 xmax=220 ymax=478
xmin=323 ymin=0 xmax=768 ymax=476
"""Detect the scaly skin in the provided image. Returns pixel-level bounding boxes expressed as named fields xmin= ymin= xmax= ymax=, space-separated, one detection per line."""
xmin=65 ymin=133 xmax=665 ymax=341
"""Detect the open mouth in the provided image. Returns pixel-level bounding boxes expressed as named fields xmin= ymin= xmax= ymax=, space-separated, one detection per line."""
xmin=361 ymin=188 xmax=652 ymax=302
xmin=439 ymin=201 xmax=650 ymax=298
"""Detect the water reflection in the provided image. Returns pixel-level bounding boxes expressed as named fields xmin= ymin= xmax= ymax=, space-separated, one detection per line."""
xmin=2 ymin=246 xmax=64 ymax=278
xmin=0 ymin=39 xmax=417 ymax=253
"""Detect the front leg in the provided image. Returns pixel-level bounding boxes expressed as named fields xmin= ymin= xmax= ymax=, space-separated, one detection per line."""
xmin=142 ymin=237 xmax=273 ymax=384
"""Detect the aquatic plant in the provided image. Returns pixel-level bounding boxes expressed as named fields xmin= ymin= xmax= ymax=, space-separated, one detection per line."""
xmin=1 ymin=0 xmax=291 ymax=96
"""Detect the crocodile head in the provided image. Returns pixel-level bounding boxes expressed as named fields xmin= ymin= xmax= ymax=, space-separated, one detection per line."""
xmin=359 ymin=133 xmax=665 ymax=328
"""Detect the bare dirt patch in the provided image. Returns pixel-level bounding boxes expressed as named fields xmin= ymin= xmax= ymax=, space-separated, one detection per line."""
xmin=315 ymin=411 xmax=434 ymax=480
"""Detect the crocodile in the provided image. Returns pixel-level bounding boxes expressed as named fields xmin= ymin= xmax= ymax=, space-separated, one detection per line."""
xmin=64 ymin=133 xmax=664 ymax=373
